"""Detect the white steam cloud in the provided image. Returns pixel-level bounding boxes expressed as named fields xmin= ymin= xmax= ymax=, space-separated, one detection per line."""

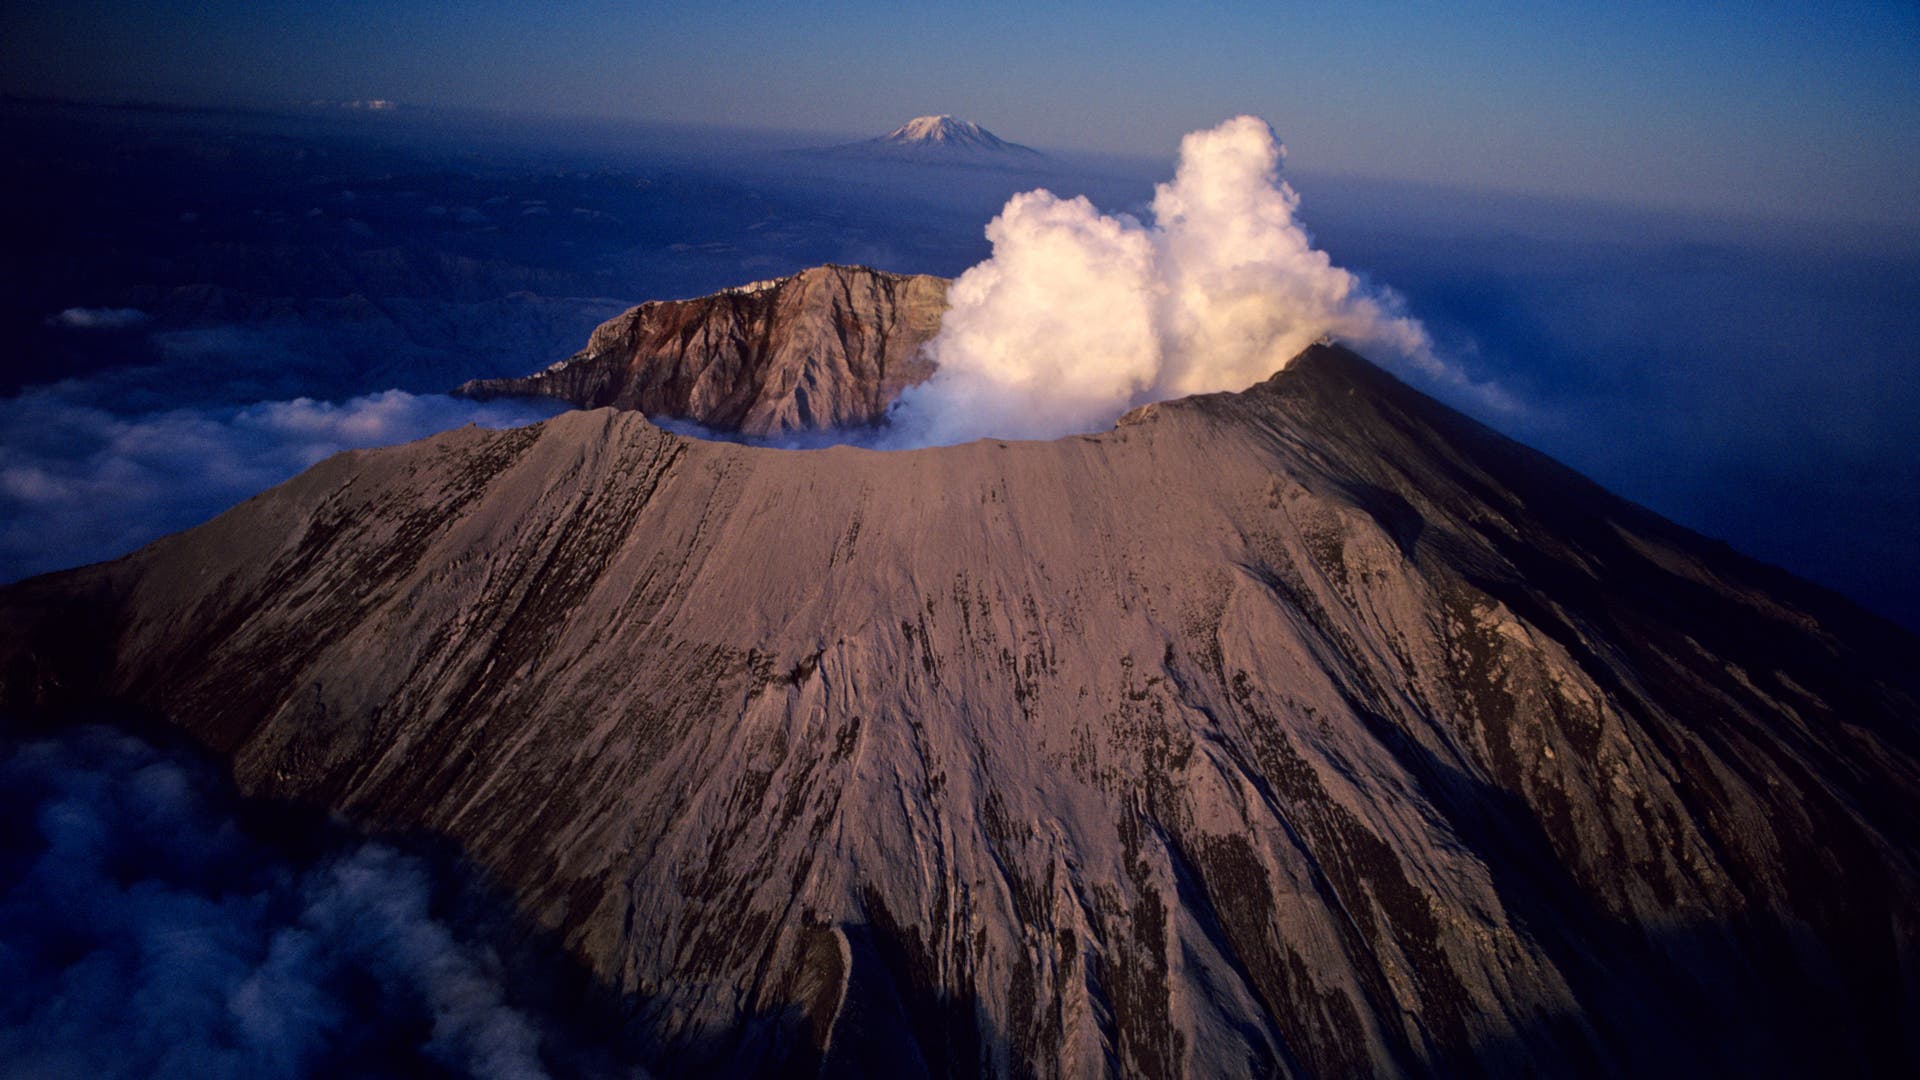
xmin=887 ymin=116 xmax=1444 ymax=446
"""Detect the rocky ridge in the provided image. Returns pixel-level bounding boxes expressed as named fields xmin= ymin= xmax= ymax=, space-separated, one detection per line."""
xmin=457 ymin=265 xmax=947 ymax=437
xmin=4 ymin=344 xmax=1918 ymax=1076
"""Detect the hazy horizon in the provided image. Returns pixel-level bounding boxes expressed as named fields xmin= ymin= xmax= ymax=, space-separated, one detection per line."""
xmin=5 ymin=2 xmax=1917 ymax=228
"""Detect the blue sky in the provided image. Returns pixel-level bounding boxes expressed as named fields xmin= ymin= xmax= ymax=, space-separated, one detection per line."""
xmin=4 ymin=2 xmax=1917 ymax=222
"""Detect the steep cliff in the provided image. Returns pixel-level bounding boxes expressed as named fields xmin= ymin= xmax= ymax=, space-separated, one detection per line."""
xmin=5 ymin=345 xmax=1917 ymax=1076
xmin=456 ymin=265 xmax=947 ymax=436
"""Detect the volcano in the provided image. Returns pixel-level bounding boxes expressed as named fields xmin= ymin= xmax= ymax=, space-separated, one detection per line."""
xmin=871 ymin=115 xmax=1042 ymax=156
xmin=810 ymin=115 xmax=1044 ymax=165
xmin=3 ymin=292 xmax=1917 ymax=1074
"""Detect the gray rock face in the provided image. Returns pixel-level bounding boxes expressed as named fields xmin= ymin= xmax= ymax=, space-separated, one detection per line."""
xmin=457 ymin=265 xmax=947 ymax=437
xmin=4 ymin=345 xmax=1918 ymax=1077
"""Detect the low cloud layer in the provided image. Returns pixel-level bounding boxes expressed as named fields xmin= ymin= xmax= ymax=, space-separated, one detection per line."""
xmin=0 ymin=388 xmax=560 ymax=583
xmin=887 ymin=116 xmax=1445 ymax=446
xmin=47 ymin=307 xmax=152 ymax=331
xmin=0 ymin=727 xmax=566 ymax=1079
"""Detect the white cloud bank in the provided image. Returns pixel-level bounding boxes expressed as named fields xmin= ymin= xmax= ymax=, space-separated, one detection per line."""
xmin=0 ymin=388 xmax=560 ymax=583
xmin=47 ymin=307 xmax=152 ymax=330
xmin=0 ymin=728 xmax=562 ymax=1079
xmin=887 ymin=116 xmax=1478 ymax=446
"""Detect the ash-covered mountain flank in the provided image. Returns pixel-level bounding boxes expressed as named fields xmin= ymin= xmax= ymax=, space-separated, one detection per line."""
xmin=458 ymin=265 xmax=946 ymax=437
xmin=5 ymin=342 xmax=1919 ymax=1076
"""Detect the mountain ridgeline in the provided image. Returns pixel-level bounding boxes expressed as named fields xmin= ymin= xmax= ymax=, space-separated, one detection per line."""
xmin=3 ymin=270 xmax=1918 ymax=1075
xmin=806 ymin=115 xmax=1045 ymax=165
xmin=458 ymin=265 xmax=946 ymax=437
xmin=878 ymin=115 xmax=1040 ymax=154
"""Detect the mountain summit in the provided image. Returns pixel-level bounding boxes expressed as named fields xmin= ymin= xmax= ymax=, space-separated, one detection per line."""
xmin=812 ymin=115 xmax=1043 ymax=163
xmin=878 ymin=115 xmax=1038 ymax=154
xmin=4 ymin=310 xmax=1917 ymax=1073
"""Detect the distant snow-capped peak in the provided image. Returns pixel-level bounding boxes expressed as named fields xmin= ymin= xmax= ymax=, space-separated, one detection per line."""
xmin=885 ymin=115 xmax=986 ymax=144
xmin=873 ymin=115 xmax=1039 ymax=156
xmin=799 ymin=115 xmax=1044 ymax=164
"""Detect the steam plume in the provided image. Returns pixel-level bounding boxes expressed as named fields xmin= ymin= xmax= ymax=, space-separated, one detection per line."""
xmin=887 ymin=116 xmax=1440 ymax=445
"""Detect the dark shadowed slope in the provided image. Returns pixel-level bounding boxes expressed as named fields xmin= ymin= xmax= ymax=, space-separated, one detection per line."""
xmin=457 ymin=265 xmax=946 ymax=436
xmin=5 ymin=345 xmax=1918 ymax=1076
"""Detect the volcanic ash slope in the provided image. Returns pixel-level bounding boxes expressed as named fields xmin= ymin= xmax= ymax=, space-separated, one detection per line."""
xmin=4 ymin=345 xmax=1918 ymax=1077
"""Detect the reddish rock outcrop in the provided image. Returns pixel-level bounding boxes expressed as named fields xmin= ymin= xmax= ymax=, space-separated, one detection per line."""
xmin=457 ymin=265 xmax=947 ymax=436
